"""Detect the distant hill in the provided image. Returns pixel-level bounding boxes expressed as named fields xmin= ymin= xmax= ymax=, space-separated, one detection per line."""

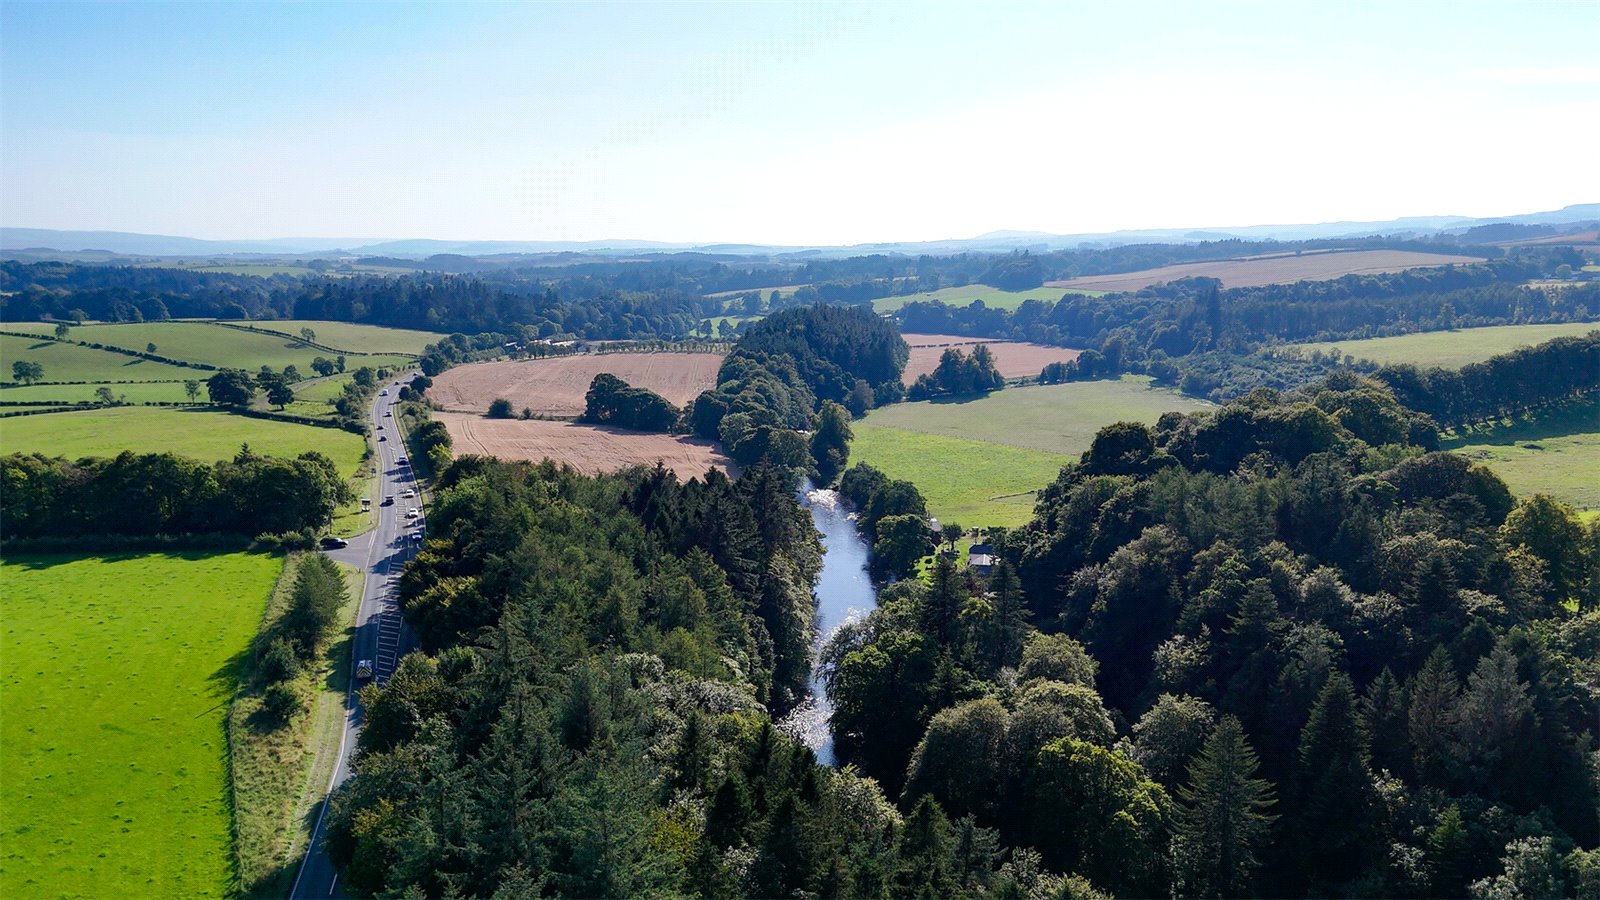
xmin=4 ymin=203 xmax=1596 ymax=259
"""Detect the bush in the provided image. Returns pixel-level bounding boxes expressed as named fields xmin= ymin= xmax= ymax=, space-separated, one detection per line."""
xmin=262 ymin=682 xmax=304 ymax=725
xmin=259 ymin=637 xmax=302 ymax=684
xmin=487 ymin=397 xmax=514 ymax=419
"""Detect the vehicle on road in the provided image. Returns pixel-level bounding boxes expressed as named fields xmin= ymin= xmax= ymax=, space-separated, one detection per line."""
xmin=319 ymin=536 xmax=349 ymax=550
xmin=355 ymin=659 xmax=373 ymax=681
xmin=402 ymin=489 xmax=415 ymax=498
xmin=407 ymin=508 xmax=421 ymax=518
xmin=380 ymin=389 xmax=388 ymax=396
xmin=384 ymin=411 xmax=392 ymax=417
xmin=379 ymin=435 xmax=386 ymax=442
xmin=396 ymin=456 xmax=408 ymax=465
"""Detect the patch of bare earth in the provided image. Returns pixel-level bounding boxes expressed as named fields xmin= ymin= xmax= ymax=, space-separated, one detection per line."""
xmin=437 ymin=412 xmax=731 ymax=479
xmin=429 ymin=352 xmax=724 ymax=416
xmin=900 ymin=334 xmax=1082 ymax=385
xmin=1047 ymin=249 xmax=1484 ymax=292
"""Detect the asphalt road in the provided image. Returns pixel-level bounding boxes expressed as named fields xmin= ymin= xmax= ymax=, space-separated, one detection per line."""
xmin=290 ymin=379 xmax=424 ymax=900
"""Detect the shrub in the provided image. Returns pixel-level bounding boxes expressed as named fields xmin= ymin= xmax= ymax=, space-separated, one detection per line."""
xmin=262 ymin=682 xmax=303 ymax=725
xmin=259 ymin=637 xmax=302 ymax=684
xmin=487 ymin=397 xmax=514 ymax=419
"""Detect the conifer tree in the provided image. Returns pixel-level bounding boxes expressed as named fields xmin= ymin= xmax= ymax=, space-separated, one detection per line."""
xmin=1173 ymin=715 xmax=1277 ymax=898
xmin=1292 ymin=672 xmax=1378 ymax=888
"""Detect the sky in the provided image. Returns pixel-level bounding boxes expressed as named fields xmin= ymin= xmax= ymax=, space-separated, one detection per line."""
xmin=2 ymin=0 xmax=1597 ymax=245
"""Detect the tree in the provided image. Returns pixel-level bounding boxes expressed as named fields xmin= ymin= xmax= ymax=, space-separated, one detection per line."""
xmin=336 ymin=355 xmax=347 ymax=373
xmin=941 ymin=521 xmax=963 ymax=550
xmin=184 ymin=380 xmax=201 ymax=402
xmin=94 ymin=386 xmax=116 ymax=405
xmin=487 ymin=398 xmax=515 ymax=419
xmin=1292 ymin=672 xmax=1378 ymax=888
xmin=1500 ymin=493 xmax=1587 ymax=604
xmin=1026 ymin=737 xmax=1172 ymax=896
xmin=1172 ymin=715 xmax=1277 ymax=898
xmin=146 ymin=342 xmax=157 ymax=354
xmin=808 ymin=400 xmax=852 ymax=486
xmin=206 ymin=369 xmax=257 ymax=406
xmin=1131 ymin=693 xmax=1217 ymax=787
xmin=875 ymin=514 xmax=931 ymax=580
xmin=266 ymin=379 xmax=295 ymax=409
xmin=311 ymin=356 xmax=336 ymax=377
xmin=11 ymin=360 xmax=43 ymax=384
xmin=54 ymin=322 xmax=70 ymax=340
xmin=300 ymin=327 xmax=317 ymax=344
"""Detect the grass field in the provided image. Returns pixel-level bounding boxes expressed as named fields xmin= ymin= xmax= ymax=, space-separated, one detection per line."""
xmin=851 ymin=425 xmax=1070 ymax=527
xmin=0 ymin=551 xmax=282 ymax=898
xmin=1443 ymin=395 xmax=1600 ymax=511
xmin=0 ymin=380 xmax=196 ymax=404
xmin=6 ymin=323 xmax=415 ymax=373
xmin=248 ymin=321 xmax=442 ymax=355
xmin=1048 ymin=248 xmax=1483 ymax=292
xmin=850 ymin=377 xmax=1213 ymax=525
xmin=1290 ymin=321 xmax=1599 ymax=369
xmin=1 ymin=333 xmax=199 ymax=383
xmin=872 ymin=284 xmax=1088 ymax=313
xmin=0 ymin=406 xmax=366 ymax=474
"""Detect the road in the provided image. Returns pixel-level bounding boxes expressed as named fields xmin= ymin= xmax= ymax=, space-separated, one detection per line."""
xmin=290 ymin=379 xmax=424 ymax=900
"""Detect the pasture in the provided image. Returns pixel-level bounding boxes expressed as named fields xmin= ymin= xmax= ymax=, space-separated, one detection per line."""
xmin=1290 ymin=321 xmax=1599 ymax=369
xmin=1444 ymin=396 xmax=1600 ymax=511
xmin=0 ymin=551 xmax=282 ymax=898
xmin=1 ymin=333 xmax=198 ymax=383
xmin=872 ymin=284 xmax=1083 ymax=313
xmin=1048 ymin=249 xmax=1483 ymax=292
xmin=5 ymin=322 xmax=415 ymax=373
xmin=0 ymin=380 xmax=196 ymax=404
xmin=437 ymin=412 xmax=731 ymax=479
xmin=900 ymin=333 xmax=1082 ymax=385
xmin=248 ymin=320 xmax=442 ymax=355
xmin=429 ymin=351 xmax=724 ymax=417
xmin=850 ymin=377 xmax=1212 ymax=525
xmin=0 ymin=406 xmax=366 ymax=474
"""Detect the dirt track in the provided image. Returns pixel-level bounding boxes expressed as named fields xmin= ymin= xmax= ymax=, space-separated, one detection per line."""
xmin=437 ymin=412 xmax=731 ymax=478
xmin=430 ymin=352 xmax=724 ymax=416
xmin=900 ymin=334 xmax=1082 ymax=385
xmin=1048 ymin=249 xmax=1482 ymax=292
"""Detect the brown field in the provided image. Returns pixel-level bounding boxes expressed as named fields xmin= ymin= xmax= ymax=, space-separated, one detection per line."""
xmin=429 ymin=352 xmax=724 ymax=416
xmin=437 ymin=412 xmax=731 ymax=478
xmin=1047 ymin=249 xmax=1483 ymax=292
xmin=900 ymin=333 xmax=1082 ymax=385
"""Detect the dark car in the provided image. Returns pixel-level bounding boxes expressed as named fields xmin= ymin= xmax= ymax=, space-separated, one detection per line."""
xmin=319 ymin=536 xmax=349 ymax=550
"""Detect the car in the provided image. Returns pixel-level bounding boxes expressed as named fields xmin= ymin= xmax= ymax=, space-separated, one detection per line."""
xmin=396 ymin=456 xmax=408 ymax=466
xmin=319 ymin=536 xmax=349 ymax=549
xmin=382 ymin=496 xmax=394 ymax=506
xmin=407 ymin=508 xmax=421 ymax=518
xmin=402 ymin=489 xmax=415 ymax=498
xmin=377 ymin=424 xmax=384 ymax=430
xmin=356 ymin=659 xmax=374 ymax=681
xmin=379 ymin=435 xmax=386 ymax=441
xmin=384 ymin=411 xmax=392 ymax=417
xmin=380 ymin=389 xmax=388 ymax=396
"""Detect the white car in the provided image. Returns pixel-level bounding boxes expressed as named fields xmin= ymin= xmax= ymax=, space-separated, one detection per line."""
xmin=406 ymin=508 xmax=421 ymax=518
xmin=402 ymin=489 xmax=415 ymax=498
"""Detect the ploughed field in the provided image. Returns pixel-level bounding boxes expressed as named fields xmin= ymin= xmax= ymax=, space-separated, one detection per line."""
xmin=0 ymin=551 xmax=281 ymax=898
xmin=436 ymin=412 xmax=731 ymax=478
xmin=1048 ymin=248 xmax=1483 ymax=292
xmin=429 ymin=352 xmax=724 ymax=417
xmin=899 ymin=333 xmax=1082 ymax=385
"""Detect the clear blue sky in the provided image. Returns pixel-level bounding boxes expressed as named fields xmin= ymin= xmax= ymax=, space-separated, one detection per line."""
xmin=2 ymin=1 xmax=1596 ymax=244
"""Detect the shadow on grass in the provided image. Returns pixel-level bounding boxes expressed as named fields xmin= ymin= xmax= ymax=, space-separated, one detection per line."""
xmin=1441 ymin=396 xmax=1600 ymax=449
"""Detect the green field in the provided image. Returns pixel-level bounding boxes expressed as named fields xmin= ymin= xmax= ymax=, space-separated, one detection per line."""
xmin=1443 ymin=396 xmax=1600 ymax=511
xmin=248 ymin=320 xmax=442 ymax=355
xmin=0 ymin=551 xmax=283 ymax=898
xmin=1 ymin=333 xmax=199 ymax=383
xmin=0 ymin=380 xmax=196 ymax=404
xmin=6 ymin=322 xmax=415 ymax=373
xmin=0 ymin=406 xmax=366 ymax=474
xmin=850 ymin=377 xmax=1212 ymax=525
xmin=872 ymin=284 xmax=1098 ymax=313
xmin=1291 ymin=321 xmax=1599 ymax=369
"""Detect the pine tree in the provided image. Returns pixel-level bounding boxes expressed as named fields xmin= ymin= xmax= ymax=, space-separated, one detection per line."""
xmin=1173 ymin=716 xmax=1277 ymax=898
xmin=1292 ymin=672 xmax=1378 ymax=889
xmin=1408 ymin=647 xmax=1461 ymax=785
xmin=1424 ymin=805 xmax=1470 ymax=898
xmin=1361 ymin=667 xmax=1409 ymax=776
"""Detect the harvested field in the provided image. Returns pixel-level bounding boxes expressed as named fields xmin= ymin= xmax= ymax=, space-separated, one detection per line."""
xmin=429 ymin=352 xmax=724 ymax=417
xmin=900 ymin=333 xmax=1081 ymax=385
xmin=437 ymin=412 xmax=731 ymax=478
xmin=1047 ymin=249 xmax=1483 ymax=292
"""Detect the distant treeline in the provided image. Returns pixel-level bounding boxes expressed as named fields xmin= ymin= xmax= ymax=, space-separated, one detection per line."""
xmin=1374 ymin=331 xmax=1600 ymax=426
xmin=1 ymin=447 xmax=350 ymax=542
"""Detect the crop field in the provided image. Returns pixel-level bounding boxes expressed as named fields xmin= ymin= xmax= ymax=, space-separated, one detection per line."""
xmin=849 ymin=377 xmax=1213 ymax=525
xmin=1047 ymin=249 xmax=1483 ymax=292
xmin=5 ymin=322 xmax=415 ymax=373
xmin=1290 ymin=322 xmax=1599 ymax=369
xmin=429 ymin=351 xmax=724 ymax=417
xmin=437 ymin=412 xmax=731 ymax=478
xmin=1444 ymin=396 xmax=1600 ymax=511
xmin=900 ymin=333 xmax=1082 ymax=385
xmin=0 ymin=406 xmax=366 ymax=474
xmin=1 ymin=333 xmax=199 ymax=383
xmin=0 ymin=551 xmax=282 ymax=898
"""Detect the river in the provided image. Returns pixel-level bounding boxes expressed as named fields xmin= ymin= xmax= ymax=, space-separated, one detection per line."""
xmin=778 ymin=481 xmax=877 ymax=766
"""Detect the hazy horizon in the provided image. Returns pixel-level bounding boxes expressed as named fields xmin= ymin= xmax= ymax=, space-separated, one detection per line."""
xmin=4 ymin=1 xmax=1597 ymax=245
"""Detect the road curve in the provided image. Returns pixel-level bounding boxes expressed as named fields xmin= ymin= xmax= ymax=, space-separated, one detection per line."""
xmin=290 ymin=379 xmax=424 ymax=900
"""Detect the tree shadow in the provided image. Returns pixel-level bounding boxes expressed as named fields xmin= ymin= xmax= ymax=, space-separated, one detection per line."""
xmin=28 ymin=341 xmax=53 ymax=350
xmin=1441 ymin=397 xmax=1600 ymax=449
